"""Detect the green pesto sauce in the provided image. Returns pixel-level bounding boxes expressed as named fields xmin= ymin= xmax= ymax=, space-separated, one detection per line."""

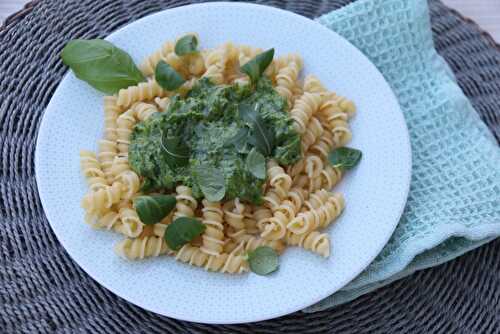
xmin=129 ymin=77 xmax=301 ymax=204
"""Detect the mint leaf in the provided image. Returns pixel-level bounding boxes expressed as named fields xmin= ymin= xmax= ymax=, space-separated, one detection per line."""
xmin=328 ymin=147 xmax=362 ymax=171
xmin=247 ymin=246 xmax=279 ymax=275
xmin=164 ymin=217 xmax=206 ymax=250
xmin=155 ymin=60 xmax=185 ymax=90
xmin=241 ymin=49 xmax=274 ymax=83
xmin=175 ymin=34 xmax=199 ymax=56
xmin=133 ymin=195 xmax=176 ymax=225
xmin=160 ymin=130 xmax=190 ymax=169
xmin=239 ymin=103 xmax=275 ymax=156
xmin=61 ymin=39 xmax=145 ymax=94
xmin=246 ymin=148 xmax=266 ymax=180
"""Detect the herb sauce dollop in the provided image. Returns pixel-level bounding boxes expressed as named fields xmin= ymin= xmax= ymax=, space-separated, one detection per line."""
xmin=129 ymin=77 xmax=301 ymax=204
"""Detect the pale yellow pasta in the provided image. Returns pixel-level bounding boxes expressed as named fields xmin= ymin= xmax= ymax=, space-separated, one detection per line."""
xmin=286 ymin=230 xmax=330 ymax=257
xmin=154 ymin=96 xmax=171 ymax=111
xmin=202 ymin=44 xmax=231 ymax=85
xmin=115 ymin=236 xmax=171 ymax=260
xmin=228 ymin=229 xmax=285 ymax=254
xmin=275 ymin=54 xmax=303 ymax=106
xmin=309 ymin=131 xmax=335 ymax=160
xmin=200 ymin=200 xmax=225 ymax=256
xmin=253 ymin=206 xmax=273 ymax=225
xmin=223 ymin=198 xmax=245 ymax=230
xmin=258 ymin=210 xmax=288 ymax=241
xmin=262 ymin=188 xmax=283 ymax=211
xmin=301 ymin=116 xmax=324 ymax=153
xmin=275 ymin=187 xmax=308 ymax=220
xmin=81 ymin=182 xmax=123 ymax=215
xmin=103 ymin=96 xmax=121 ymax=141
xmin=109 ymin=156 xmax=130 ymax=179
xmin=266 ymin=160 xmax=292 ymax=198
xmin=242 ymin=206 xmax=259 ymax=234
xmin=286 ymin=158 xmax=305 ymax=178
xmin=115 ymin=170 xmax=140 ymax=200
xmin=97 ymin=139 xmax=118 ymax=182
xmin=117 ymin=206 xmax=144 ymax=238
xmin=117 ymin=79 xmax=168 ymax=108
xmin=139 ymin=40 xmax=188 ymax=77
xmin=176 ymin=243 xmax=249 ymax=274
xmin=92 ymin=211 xmax=121 ymax=230
xmin=303 ymin=74 xmax=327 ymax=94
xmin=173 ymin=185 xmax=198 ymax=220
xmin=304 ymin=154 xmax=324 ymax=179
xmin=80 ymin=150 xmax=107 ymax=191
xmin=290 ymin=92 xmax=323 ymax=134
xmin=318 ymin=165 xmax=343 ymax=190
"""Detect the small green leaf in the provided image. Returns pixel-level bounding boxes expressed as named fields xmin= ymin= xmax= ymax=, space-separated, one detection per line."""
xmin=241 ymin=49 xmax=274 ymax=83
xmin=175 ymin=34 xmax=199 ymax=56
xmin=160 ymin=131 xmax=190 ymax=169
xmin=155 ymin=60 xmax=186 ymax=90
xmin=194 ymin=165 xmax=226 ymax=202
xmin=239 ymin=103 xmax=275 ymax=156
xmin=224 ymin=127 xmax=250 ymax=154
xmin=328 ymin=147 xmax=362 ymax=171
xmin=164 ymin=217 xmax=206 ymax=250
xmin=247 ymin=246 xmax=279 ymax=275
xmin=61 ymin=39 xmax=145 ymax=94
xmin=133 ymin=195 xmax=176 ymax=225
xmin=246 ymin=148 xmax=266 ymax=180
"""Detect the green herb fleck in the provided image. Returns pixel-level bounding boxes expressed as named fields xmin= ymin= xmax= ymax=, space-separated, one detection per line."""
xmin=328 ymin=147 xmax=362 ymax=171
xmin=175 ymin=34 xmax=199 ymax=56
xmin=155 ymin=60 xmax=186 ymax=90
xmin=241 ymin=49 xmax=274 ymax=84
xmin=246 ymin=148 xmax=266 ymax=180
xmin=247 ymin=246 xmax=279 ymax=275
xmin=194 ymin=164 xmax=226 ymax=202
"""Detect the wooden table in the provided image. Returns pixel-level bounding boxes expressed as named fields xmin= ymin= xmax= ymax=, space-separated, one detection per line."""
xmin=1 ymin=0 xmax=499 ymax=41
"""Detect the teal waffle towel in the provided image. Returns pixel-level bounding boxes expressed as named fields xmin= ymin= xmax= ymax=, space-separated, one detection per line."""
xmin=305 ymin=0 xmax=500 ymax=312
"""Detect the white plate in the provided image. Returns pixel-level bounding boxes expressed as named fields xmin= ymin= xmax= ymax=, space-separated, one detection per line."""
xmin=35 ymin=2 xmax=411 ymax=324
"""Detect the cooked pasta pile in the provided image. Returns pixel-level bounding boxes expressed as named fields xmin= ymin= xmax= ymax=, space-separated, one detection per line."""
xmin=80 ymin=35 xmax=356 ymax=274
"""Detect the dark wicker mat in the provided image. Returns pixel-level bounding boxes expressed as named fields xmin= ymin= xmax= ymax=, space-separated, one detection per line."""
xmin=1 ymin=0 xmax=499 ymax=333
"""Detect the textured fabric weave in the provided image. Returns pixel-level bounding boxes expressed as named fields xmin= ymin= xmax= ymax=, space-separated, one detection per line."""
xmin=306 ymin=0 xmax=500 ymax=311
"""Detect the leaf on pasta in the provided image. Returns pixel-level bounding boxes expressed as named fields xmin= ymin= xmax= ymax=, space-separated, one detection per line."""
xmin=239 ymin=103 xmax=275 ymax=156
xmin=164 ymin=217 xmax=206 ymax=250
xmin=246 ymin=148 xmax=266 ymax=180
xmin=328 ymin=147 xmax=362 ymax=171
xmin=61 ymin=39 xmax=146 ymax=94
xmin=155 ymin=60 xmax=186 ymax=90
xmin=247 ymin=246 xmax=279 ymax=275
xmin=175 ymin=34 xmax=199 ymax=56
xmin=241 ymin=49 xmax=274 ymax=84
xmin=194 ymin=164 xmax=226 ymax=202
xmin=133 ymin=195 xmax=176 ymax=225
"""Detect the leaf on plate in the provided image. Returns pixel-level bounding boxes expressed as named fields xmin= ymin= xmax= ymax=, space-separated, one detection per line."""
xmin=164 ymin=217 xmax=206 ymax=251
xmin=247 ymin=246 xmax=279 ymax=275
xmin=133 ymin=195 xmax=176 ymax=225
xmin=327 ymin=147 xmax=362 ymax=171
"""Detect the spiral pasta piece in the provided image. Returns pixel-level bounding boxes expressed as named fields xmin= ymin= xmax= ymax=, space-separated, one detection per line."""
xmin=117 ymin=79 xmax=168 ymax=108
xmin=116 ymin=170 xmax=140 ymax=200
xmin=200 ymin=200 xmax=225 ymax=256
xmin=258 ymin=211 xmax=288 ymax=241
xmin=287 ymin=192 xmax=344 ymax=234
xmin=275 ymin=187 xmax=308 ymax=220
xmin=304 ymin=154 xmax=324 ymax=179
xmin=266 ymin=160 xmax=292 ymax=198
xmin=286 ymin=159 xmax=305 ymax=178
xmin=285 ymin=230 xmax=330 ymax=257
xmin=301 ymin=116 xmax=324 ymax=153
xmin=202 ymin=44 xmax=231 ymax=85
xmin=318 ymin=165 xmax=343 ymax=190
xmin=115 ymin=236 xmax=171 ymax=260
xmin=139 ymin=40 xmax=188 ymax=77
xmin=80 ymin=150 xmax=107 ymax=191
xmin=229 ymin=229 xmax=285 ymax=254
xmin=275 ymin=54 xmax=302 ymax=106
xmin=303 ymin=74 xmax=327 ymax=94
xmin=97 ymin=139 xmax=118 ymax=182
xmin=309 ymin=131 xmax=335 ymax=160
xmin=173 ymin=186 xmax=198 ymax=220
xmin=154 ymin=97 xmax=171 ymax=111
xmin=103 ymin=96 xmax=121 ymax=141
xmin=92 ymin=211 xmax=121 ymax=230
xmin=330 ymin=119 xmax=353 ymax=148
xmin=290 ymin=92 xmax=323 ymax=134
xmin=81 ymin=182 xmax=123 ymax=216
xmin=175 ymin=244 xmax=249 ymax=274
xmin=262 ymin=188 xmax=283 ymax=211
xmin=109 ymin=156 xmax=130 ymax=179
xmin=116 ymin=206 xmax=144 ymax=238
xmin=223 ymin=198 xmax=245 ymax=230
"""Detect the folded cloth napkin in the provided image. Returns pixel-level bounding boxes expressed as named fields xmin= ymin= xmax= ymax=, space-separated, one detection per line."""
xmin=304 ymin=0 xmax=500 ymax=312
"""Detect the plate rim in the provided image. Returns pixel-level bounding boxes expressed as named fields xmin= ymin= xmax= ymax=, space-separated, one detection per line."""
xmin=35 ymin=1 xmax=412 ymax=324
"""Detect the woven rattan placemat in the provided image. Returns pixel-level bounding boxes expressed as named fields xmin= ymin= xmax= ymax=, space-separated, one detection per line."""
xmin=1 ymin=0 xmax=499 ymax=332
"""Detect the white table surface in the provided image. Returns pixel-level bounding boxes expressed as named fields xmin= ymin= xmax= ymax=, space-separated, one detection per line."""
xmin=1 ymin=0 xmax=499 ymax=41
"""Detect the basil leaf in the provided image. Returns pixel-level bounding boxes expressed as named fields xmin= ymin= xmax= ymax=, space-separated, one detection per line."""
xmin=239 ymin=103 xmax=275 ymax=156
xmin=246 ymin=148 xmax=266 ymax=180
xmin=133 ymin=195 xmax=176 ymax=225
xmin=247 ymin=246 xmax=279 ymax=275
xmin=160 ymin=131 xmax=190 ymax=169
xmin=328 ymin=147 xmax=362 ymax=171
xmin=61 ymin=39 xmax=145 ymax=94
xmin=241 ymin=49 xmax=274 ymax=84
xmin=175 ymin=34 xmax=199 ymax=56
xmin=164 ymin=217 xmax=206 ymax=251
xmin=194 ymin=164 xmax=226 ymax=202
xmin=155 ymin=60 xmax=186 ymax=90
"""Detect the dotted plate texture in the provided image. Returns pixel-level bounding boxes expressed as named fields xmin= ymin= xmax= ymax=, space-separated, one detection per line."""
xmin=1 ymin=0 xmax=499 ymax=333
xmin=35 ymin=2 xmax=411 ymax=324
